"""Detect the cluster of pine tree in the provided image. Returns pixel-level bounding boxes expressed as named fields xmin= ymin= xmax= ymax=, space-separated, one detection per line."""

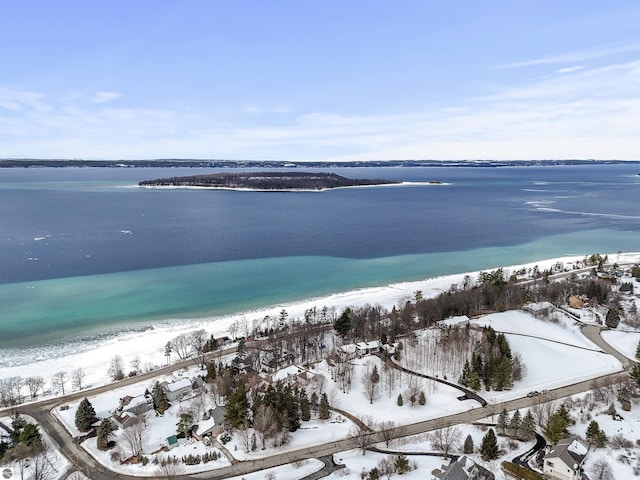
xmin=224 ymin=380 xmax=330 ymax=433
xmin=458 ymin=326 xmax=518 ymax=391
xmin=181 ymin=451 xmax=219 ymax=465
xmin=0 ymin=412 xmax=43 ymax=461
xmin=495 ymin=408 xmax=536 ymax=441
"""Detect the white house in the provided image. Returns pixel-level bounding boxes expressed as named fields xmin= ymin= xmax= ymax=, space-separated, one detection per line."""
xmin=118 ymin=393 xmax=153 ymax=415
xmin=164 ymin=378 xmax=193 ymax=402
xmin=543 ymin=438 xmax=588 ymax=480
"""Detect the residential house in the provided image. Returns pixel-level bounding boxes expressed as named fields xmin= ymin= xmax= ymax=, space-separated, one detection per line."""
xmin=118 ymin=393 xmax=153 ymax=416
xmin=193 ymin=406 xmax=227 ymax=440
xmin=192 ymin=418 xmax=217 ymax=441
xmin=355 ymin=340 xmax=380 ymax=357
xmin=266 ymin=365 xmax=317 ymax=387
xmin=543 ymin=438 xmax=588 ymax=480
xmin=111 ymin=411 xmax=138 ymax=430
xmin=164 ymin=378 xmax=193 ymax=402
xmin=433 ymin=456 xmax=495 ymax=480
xmin=191 ymin=376 xmax=205 ymax=391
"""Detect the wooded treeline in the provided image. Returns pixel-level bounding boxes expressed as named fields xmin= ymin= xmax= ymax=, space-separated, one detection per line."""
xmin=138 ymin=172 xmax=400 ymax=190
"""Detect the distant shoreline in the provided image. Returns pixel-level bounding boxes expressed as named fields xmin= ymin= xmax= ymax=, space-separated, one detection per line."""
xmin=1 ymin=159 xmax=639 ymax=169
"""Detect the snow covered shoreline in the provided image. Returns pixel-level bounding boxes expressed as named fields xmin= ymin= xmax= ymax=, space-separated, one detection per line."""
xmin=2 ymin=252 xmax=638 ymax=390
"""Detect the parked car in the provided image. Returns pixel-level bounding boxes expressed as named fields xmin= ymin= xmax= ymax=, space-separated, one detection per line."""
xmin=526 ymin=391 xmax=539 ymax=397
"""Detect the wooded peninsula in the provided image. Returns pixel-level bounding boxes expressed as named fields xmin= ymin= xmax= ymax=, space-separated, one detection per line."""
xmin=138 ymin=171 xmax=401 ymax=190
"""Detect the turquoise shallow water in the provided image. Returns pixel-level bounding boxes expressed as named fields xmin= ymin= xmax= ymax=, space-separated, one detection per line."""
xmin=1 ymin=228 xmax=638 ymax=349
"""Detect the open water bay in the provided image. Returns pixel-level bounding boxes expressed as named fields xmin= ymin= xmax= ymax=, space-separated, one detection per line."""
xmin=1 ymin=164 xmax=639 ymax=349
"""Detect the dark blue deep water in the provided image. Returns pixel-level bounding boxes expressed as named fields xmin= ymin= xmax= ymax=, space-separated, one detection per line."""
xmin=1 ymin=164 xmax=639 ymax=348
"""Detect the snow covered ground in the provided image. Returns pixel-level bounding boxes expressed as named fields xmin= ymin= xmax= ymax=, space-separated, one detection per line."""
xmin=4 ymin=252 xmax=640 ymax=479
xmin=602 ymin=330 xmax=640 ymax=361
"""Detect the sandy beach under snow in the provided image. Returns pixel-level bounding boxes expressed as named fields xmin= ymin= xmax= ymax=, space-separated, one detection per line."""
xmin=2 ymin=252 xmax=639 ymax=389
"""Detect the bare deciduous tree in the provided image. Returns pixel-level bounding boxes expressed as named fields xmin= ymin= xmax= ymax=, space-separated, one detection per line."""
xmin=52 ymin=371 xmax=68 ymax=395
xmin=71 ymin=367 xmax=86 ymax=391
xmin=362 ymin=361 xmax=381 ymax=404
xmin=31 ymin=444 xmax=57 ymax=480
xmin=188 ymin=329 xmax=208 ymax=369
xmin=253 ymin=404 xmax=279 ymax=449
xmin=350 ymin=415 xmax=374 ymax=455
xmin=429 ymin=424 xmax=462 ymax=459
xmin=378 ymin=420 xmax=407 ymax=448
xmin=228 ymin=320 xmax=239 ymax=341
xmin=171 ymin=333 xmax=191 ymax=360
xmin=156 ymin=458 xmax=184 ymax=479
xmin=108 ymin=355 xmax=125 ymax=381
xmin=589 ymin=457 xmax=614 ymax=480
xmin=119 ymin=416 xmax=149 ymax=459
xmin=530 ymin=398 xmax=558 ymax=428
xmin=25 ymin=376 xmax=45 ymax=399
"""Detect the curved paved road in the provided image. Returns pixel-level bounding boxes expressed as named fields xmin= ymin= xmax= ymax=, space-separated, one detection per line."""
xmin=7 ymin=314 xmax=634 ymax=479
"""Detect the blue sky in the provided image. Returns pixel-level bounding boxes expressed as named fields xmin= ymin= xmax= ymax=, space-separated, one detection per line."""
xmin=1 ymin=1 xmax=640 ymax=161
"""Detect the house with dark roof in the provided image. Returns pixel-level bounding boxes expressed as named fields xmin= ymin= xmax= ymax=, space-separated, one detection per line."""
xmin=433 ymin=456 xmax=495 ymax=480
xmin=111 ymin=411 xmax=138 ymax=430
xmin=543 ymin=438 xmax=588 ymax=480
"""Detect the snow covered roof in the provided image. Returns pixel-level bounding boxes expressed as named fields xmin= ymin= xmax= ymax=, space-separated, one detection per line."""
xmin=166 ymin=377 xmax=192 ymax=392
xmin=545 ymin=437 xmax=588 ymax=470
xmin=355 ymin=340 xmax=379 ymax=350
xmin=122 ymin=393 xmax=151 ymax=408
xmin=272 ymin=365 xmax=301 ymax=382
xmin=194 ymin=418 xmax=217 ymax=437
xmin=340 ymin=344 xmax=357 ymax=354
xmin=440 ymin=315 xmax=470 ymax=326
xmin=523 ymin=302 xmax=554 ymax=313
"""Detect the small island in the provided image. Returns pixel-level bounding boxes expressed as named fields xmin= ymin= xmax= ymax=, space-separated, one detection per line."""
xmin=138 ymin=171 xmax=401 ymax=191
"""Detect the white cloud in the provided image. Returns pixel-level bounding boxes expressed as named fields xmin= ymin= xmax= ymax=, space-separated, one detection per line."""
xmin=2 ymin=56 xmax=640 ymax=160
xmin=496 ymin=42 xmax=640 ymax=69
xmin=243 ymin=104 xmax=292 ymax=115
xmin=556 ymin=65 xmax=585 ymax=74
xmin=90 ymin=91 xmax=121 ymax=104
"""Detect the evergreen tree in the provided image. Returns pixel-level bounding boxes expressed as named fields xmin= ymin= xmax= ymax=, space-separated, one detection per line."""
xmin=463 ymin=434 xmax=474 ymax=454
xmin=544 ymin=405 xmax=573 ymax=444
xmin=319 ymin=393 xmax=330 ymax=420
xmin=496 ymin=408 xmax=509 ymax=435
xmin=418 ymin=391 xmax=426 ymax=406
xmin=630 ymin=363 xmax=640 ymax=388
xmin=394 ymin=455 xmax=410 ymax=474
xmin=509 ymin=410 xmax=522 ymax=438
xmin=459 ymin=360 xmax=471 ymax=387
xmin=333 ymin=308 xmax=352 ymax=337
xmin=479 ymin=428 xmax=499 ymax=461
xmin=300 ymin=394 xmax=311 ymax=422
xmin=586 ymin=420 xmax=607 ymax=448
xmin=96 ymin=418 xmax=115 ymax=450
xmin=397 ymin=394 xmax=404 ymax=407
xmin=177 ymin=411 xmax=195 ymax=437
xmin=605 ymin=306 xmax=620 ymax=328
xmin=75 ymin=397 xmax=98 ymax=432
xmin=310 ymin=391 xmax=319 ymax=412
xmin=18 ymin=423 xmax=42 ymax=452
xmin=224 ymin=380 xmax=250 ymax=429
xmin=519 ymin=411 xmax=536 ymax=441
xmin=468 ymin=371 xmax=481 ymax=391
xmin=152 ymin=381 xmax=170 ymax=414
xmin=635 ymin=340 xmax=640 ymax=361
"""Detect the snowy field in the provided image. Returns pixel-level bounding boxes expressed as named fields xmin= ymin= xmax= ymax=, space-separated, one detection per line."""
xmin=602 ymin=330 xmax=640 ymax=361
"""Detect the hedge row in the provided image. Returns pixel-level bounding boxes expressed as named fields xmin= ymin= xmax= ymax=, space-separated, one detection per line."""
xmin=501 ymin=461 xmax=544 ymax=480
